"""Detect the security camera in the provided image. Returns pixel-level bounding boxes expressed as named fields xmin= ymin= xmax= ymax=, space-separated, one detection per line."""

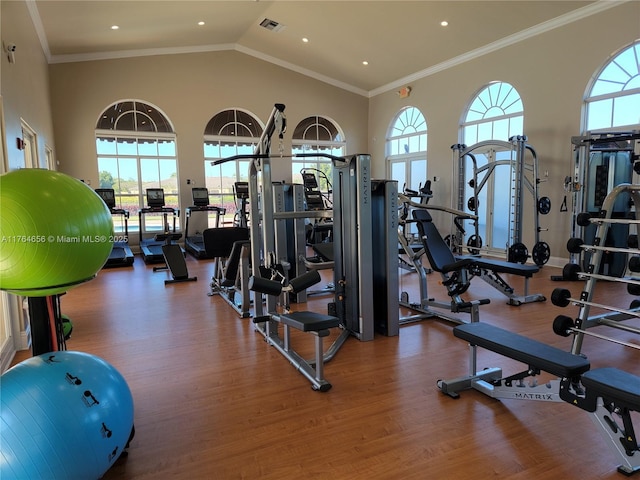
xmin=4 ymin=43 xmax=16 ymax=63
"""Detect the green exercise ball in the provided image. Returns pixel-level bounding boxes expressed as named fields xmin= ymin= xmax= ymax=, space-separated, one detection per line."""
xmin=0 ymin=169 xmax=113 ymax=296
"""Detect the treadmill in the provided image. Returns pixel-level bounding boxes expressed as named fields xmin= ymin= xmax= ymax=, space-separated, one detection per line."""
xmin=138 ymin=188 xmax=183 ymax=264
xmin=301 ymin=171 xmax=333 ymax=244
xmin=95 ymin=188 xmax=134 ymax=267
xmin=184 ymin=187 xmax=225 ymax=259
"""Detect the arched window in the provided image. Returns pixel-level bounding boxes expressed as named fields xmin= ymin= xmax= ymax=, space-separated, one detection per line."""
xmin=584 ymin=40 xmax=640 ymax=132
xmin=460 ymin=82 xmax=524 ymax=252
xmin=462 ymin=81 xmax=523 ymax=144
xmin=96 ymin=100 xmax=178 ymax=233
xmin=386 ymin=107 xmax=427 ymax=194
xmin=203 ymin=109 xmax=264 ymax=224
xmin=291 ymin=116 xmax=345 ymax=197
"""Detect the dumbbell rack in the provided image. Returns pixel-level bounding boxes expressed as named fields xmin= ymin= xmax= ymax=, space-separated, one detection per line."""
xmin=555 ymin=183 xmax=640 ymax=355
xmin=451 ymin=136 xmax=550 ymax=265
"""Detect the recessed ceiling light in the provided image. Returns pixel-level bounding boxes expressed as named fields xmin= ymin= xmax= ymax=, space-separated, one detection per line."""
xmin=362 ymin=61 xmax=369 ymax=66
xmin=198 ymin=21 xmax=205 ymax=26
xmin=440 ymin=20 xmax=449 ymax=27
xmin=302 ymin=37 xmax=309 ymax=43
xmin=111 ymin=25 xmax=119 ymax=30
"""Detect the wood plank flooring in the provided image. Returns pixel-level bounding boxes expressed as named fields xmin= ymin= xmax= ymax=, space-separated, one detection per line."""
xmin=10 ymin=253 xmax=640 ymax=479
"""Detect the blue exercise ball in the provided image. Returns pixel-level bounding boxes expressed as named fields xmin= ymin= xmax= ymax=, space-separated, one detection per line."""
xmin=0 ymin=351 xmax=134 ymax=479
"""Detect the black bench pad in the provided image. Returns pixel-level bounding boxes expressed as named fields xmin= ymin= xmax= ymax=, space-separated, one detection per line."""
xmin=457 ymin=256 xmax=539 ymax=277
xmin=454 ymin=322 xmax=590 ymax=378
xmin=582 ymin=368 xmax=640 ymax=409
xmin=279 ymin=311 xmax=340 ymax=332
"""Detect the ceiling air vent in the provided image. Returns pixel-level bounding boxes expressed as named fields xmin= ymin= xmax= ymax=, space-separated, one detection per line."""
xmin=259 ymin=18 xmax=286 ymax=33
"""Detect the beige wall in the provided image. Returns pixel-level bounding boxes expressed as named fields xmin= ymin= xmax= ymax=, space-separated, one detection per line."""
xmin=368 ymin=1 xmax=640 ymax=262
xmin=48 ymin=51 xmax=368 ymax=220
xmin=1 ymin=0 xmax=56 ymax=171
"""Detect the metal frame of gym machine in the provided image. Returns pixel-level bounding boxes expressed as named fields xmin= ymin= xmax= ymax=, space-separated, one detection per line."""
xmin=451 ymin=135 xmax=550 ymax=266
xmin=560 ymin=131 xmax=640 ymax=280
xmin=235 ymin=104 xmax=398 ymax=390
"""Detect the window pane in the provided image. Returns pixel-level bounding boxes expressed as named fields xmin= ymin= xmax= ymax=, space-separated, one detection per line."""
xmin=159 ymin=161 xmax=178 ymax=193
xmin=138 ymin=139 xmax=158 ymax=156
xmin=96 ymin=137 xmax=117 ymax=155
xmin=115 ymin=112 xmax=136 ymax=131
xmin=158 ymin=140 xmax=176 ymax=156
xmin=140 ymin=158 xmax=160 ymax=183
xmin=613 ymin=93 xmax=640 ymax=126
xmin=477 ymin=122 xmax=493 ymax=142
xmin=509 ymin=116 xmax=524 ymax=137
xmin=116 ymin=138 xmax=137 ymax=155
xmin=464 ymin=125 xmax=478 ymax=145
xmin=409 ymin=160 xmax=426 ymax=190
xmin=587 ymin=98 xmax=613 ymax=130
xmin=391 ymin=163 xmax=406 ymax=186
xmin=492 ymin=118 xmax=510 ymax=141
xmin=98 ymin=158 xmax=118 ymax=189
xmin=118 ymin=158 xmax=138 ymax=187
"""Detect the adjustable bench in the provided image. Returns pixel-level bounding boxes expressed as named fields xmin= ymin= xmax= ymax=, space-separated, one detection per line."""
xmin=413 ymin=209 xmax=545 ymax=305
xmin=441 ymin=321 xmax=640 ymax=475
xmin=439 ymin=322 xmax=590 ymax=401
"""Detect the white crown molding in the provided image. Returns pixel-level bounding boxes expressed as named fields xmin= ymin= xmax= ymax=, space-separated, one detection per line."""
xmin=234 ymin=44 xmax=369 ymax=97
xmin=26 ymin=0 xmax=51 ymax=60
xmin=47 ymin=44 xmax=235 ymax=64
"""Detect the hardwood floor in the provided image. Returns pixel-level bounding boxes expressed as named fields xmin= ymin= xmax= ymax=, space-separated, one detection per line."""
xmin=10 ymin=254 xmax=640 ymax=479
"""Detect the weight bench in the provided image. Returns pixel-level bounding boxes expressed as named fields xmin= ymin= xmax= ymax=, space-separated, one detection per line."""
xmin=439 ymin=322 xmax=590 ymax=401
xmin=249 ymin=271 xmax=341 ymax=391
xmin=440 ymin=321 xmax=640 ymax=475
xmin=413 ymin=209 xmax=545 ymax=306
xmin=204 ymin=227 xmax=251 ymax=317
xmin=573 ymin=368 xmax=640 ymax=476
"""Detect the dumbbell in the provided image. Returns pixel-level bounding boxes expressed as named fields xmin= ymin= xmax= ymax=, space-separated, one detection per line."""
xmin=576 ymin=212 xmax=591 ymax=227
xmin=551 ymin=288 xmax=571 ymax=307
xmin=553 ymin=314 xmax=640 ymax=350
xmin=566 ymin=238 xmax=584 ymax=254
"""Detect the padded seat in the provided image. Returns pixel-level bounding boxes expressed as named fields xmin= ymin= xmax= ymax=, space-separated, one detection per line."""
xmin=582 ymin=367 xmax=640 ymax=409
xmin=458 ymin=256 xmax=539 ymax=277
xmin=454 ymin=322 xmax=590 ymax=378
xmin=279 ymin=311 xmax=340 ymax=332
xmin=203 ymin=227 xmax=249 ymax=258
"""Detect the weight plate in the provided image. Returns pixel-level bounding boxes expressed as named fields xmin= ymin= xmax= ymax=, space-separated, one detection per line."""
xmin=466 ymin=234 xmax=482 ymax=255
xmin=537 ymin=196 xmax=551 ymax=215
xmin=532 ymin=241 xmax=550 ymax=266
xmin=508 ymin=242 xmax=528 ymax=264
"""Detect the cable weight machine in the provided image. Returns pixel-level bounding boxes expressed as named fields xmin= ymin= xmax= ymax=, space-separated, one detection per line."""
xmin=559 ymin=131 xmax=640 ymax=280
xmin=213 ymin=104 xmax=399 ymax=388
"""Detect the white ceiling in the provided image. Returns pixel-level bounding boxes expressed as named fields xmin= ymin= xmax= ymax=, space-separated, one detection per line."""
xmin=29 ymin=0 xmax=622 ymax=96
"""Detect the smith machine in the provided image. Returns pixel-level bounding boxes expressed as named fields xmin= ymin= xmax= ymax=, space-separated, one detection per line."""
xmin=451 ymin=136 xmax=551 ymax=267
xmin=213 ymin=104 xmax=399 ymax=390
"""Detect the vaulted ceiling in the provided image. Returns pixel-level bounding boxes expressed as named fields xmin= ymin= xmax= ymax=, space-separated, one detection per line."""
xmin=30 ymin=1 xmax=619 ymax=96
